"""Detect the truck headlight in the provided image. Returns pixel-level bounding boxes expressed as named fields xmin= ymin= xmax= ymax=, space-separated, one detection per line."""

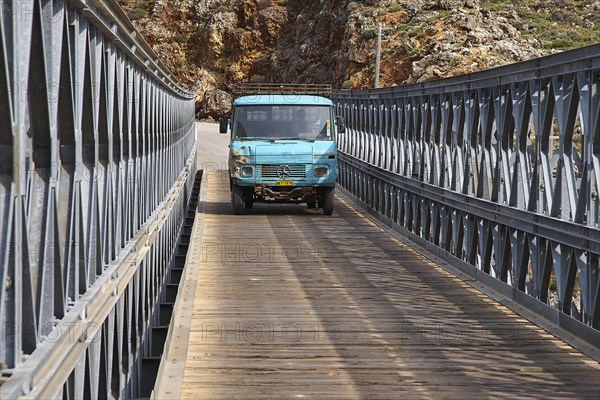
xmin=241 ymin=166 xmax=254 ymax=177
xmin=314 ymin=165 xmax=329 ymax=177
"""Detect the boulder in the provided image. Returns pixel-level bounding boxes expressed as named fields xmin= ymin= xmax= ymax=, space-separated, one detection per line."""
xmin=198 ymin=89 xmax=232 ymax=119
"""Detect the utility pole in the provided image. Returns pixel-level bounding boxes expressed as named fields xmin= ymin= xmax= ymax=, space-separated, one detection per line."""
xmin=375 ymin=22 xmax=382 ymax=89
xmin=362 ymin=22 xmax=383 ymax=88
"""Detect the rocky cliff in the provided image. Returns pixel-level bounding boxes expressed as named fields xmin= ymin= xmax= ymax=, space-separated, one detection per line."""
xmin=121 ymin=0 xmax=600 ymax=118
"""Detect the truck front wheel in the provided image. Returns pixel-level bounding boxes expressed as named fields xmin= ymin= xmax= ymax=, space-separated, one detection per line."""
xmin=244 ymin=192 xmax=254 ymax=209
xmin=322 ymin=187 xmax=334 ymax=216
xmin=232 ymin=184 xmax=244 ymax=215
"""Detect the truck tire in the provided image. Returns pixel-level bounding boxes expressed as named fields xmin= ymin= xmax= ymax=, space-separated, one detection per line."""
xmin=322 ymin=187 xmax=334 ymax=215
xmin=232 ymin=184 xmax=244 ymax=215
xmin=244 ymin=191 xmax=254 ymax=209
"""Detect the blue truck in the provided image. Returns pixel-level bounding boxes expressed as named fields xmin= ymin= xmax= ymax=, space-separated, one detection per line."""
xmin=219 ymin=84 xmax=345 ymax=215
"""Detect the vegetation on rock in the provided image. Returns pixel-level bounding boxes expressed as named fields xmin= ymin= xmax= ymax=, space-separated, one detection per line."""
xmin=121 ymin=0 xmax=600 ymax=118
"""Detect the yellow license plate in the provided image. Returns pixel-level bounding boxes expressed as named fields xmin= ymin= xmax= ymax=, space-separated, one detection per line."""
xmin=275 ymin=180 xmax=294 ymax=186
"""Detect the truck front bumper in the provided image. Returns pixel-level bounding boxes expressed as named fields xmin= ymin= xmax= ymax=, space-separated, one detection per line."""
xmin=258 ymin=186 xmax=316 ymax=201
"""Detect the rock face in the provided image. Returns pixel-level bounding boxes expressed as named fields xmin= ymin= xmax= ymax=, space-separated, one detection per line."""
xmin=121 ymin=0 xmax=599 ymax=118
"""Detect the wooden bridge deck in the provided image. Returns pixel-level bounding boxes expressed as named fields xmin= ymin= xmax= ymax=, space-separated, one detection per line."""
xmin=167 ymin=170 xmax=599 ymax=399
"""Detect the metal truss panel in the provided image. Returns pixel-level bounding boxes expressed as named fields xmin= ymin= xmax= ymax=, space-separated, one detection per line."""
xmin=334 ymin=45 xmax=600 ymax=342
xmin=0 ymin=0 xmax=196 ymax=398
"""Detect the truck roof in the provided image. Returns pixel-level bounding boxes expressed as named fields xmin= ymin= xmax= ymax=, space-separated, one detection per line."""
xmin=234 ymin=94 xmax=333 ymax=106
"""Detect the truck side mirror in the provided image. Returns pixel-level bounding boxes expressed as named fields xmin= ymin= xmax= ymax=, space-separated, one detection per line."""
xmin=219 ymin=117 xmax=229 ymax=134
xmin=336 ymin=116 xmax=346 ymax=134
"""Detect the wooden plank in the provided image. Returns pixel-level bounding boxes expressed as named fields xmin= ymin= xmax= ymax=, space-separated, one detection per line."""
xmin=180 ymin=171 xmax=600 ymax=399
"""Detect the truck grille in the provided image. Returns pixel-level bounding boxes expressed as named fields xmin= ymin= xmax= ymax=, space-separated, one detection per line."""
xmin=260 ymin=164 xmax=307 ymax=179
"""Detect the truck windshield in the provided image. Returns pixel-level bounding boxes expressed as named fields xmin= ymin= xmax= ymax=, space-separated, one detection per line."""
xmin=233 ymin=105 xmax=334 ymax=141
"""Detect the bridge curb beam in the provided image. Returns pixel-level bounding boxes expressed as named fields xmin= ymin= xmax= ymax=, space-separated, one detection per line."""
xmin=151 ymin=169 xmax=210 ymax=400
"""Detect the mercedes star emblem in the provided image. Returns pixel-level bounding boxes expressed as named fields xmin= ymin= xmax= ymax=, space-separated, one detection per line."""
xmin=277 ymin=165 xmax=292 ymax=179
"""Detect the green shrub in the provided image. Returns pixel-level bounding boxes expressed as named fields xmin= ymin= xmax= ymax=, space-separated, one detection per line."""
xmin=362 ymin=29 xmax=377 ymax=40
xmin=135 ymin=7 xmax=147 ymax=18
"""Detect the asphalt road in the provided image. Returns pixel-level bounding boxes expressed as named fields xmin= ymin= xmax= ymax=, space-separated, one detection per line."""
xmin=195 ymin=121 xmax=230 ymax=171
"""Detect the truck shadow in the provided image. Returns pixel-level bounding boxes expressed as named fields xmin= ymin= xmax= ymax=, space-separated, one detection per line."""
xmin=208 ymin=201 xmax=329 ymax=216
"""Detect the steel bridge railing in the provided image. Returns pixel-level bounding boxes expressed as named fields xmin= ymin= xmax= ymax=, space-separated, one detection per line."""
xmin=333 ymin=44 xmax=600 ymax=346
xmin=0 ymin=0 xmax=196 ymax=398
